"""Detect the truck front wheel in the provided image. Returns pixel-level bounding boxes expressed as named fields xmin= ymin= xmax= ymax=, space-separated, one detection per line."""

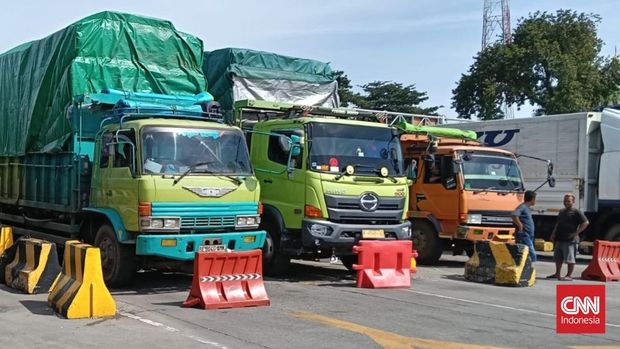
xmin=94 ymin=224 xmax=135 ymax=288
xmin=605 ymin=224 xmax=620 ymax=241
xmin=262 ymin=222 xmax=290 ymax=276
xmin=411 ymin=220 xmax=443 ymax=264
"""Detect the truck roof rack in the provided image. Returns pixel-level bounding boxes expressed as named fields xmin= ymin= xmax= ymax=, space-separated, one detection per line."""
xmin=99 ymin=108 xmax=224 ymax=129
xmin=234 ymin=99 xmax=444 ymax=126
xmin=76 ymin=89 xmax=224 ymax=129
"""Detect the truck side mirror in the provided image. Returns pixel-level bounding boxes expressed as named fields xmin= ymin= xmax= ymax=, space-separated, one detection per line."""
xmin=278 ymin=135 xmax=291 ymax=153
xmin=290 ymin=135 xmax=302 ymax=157
xmin=452 ymin=159 xmax=462 ymax=174
xmin=424 ymin=154 xmax=435 ymax=170
xmin=406 ymin=159 xmax=417 ymax=181
xmin=547 ymin=161 xmax=555 ymax=188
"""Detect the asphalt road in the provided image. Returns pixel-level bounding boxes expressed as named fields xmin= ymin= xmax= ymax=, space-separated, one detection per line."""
xmin=0 ymin=252 xmax=618 ymax=349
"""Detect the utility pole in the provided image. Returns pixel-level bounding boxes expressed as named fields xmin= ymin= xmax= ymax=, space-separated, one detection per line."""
xmin=482 ymin=0 xmax=514 ymax=118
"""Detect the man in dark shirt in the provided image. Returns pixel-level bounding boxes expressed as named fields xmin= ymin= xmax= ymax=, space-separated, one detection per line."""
xmin=547 ymin=193 xmax=589 ymax=281
xmin=512 ymin=190 xmax=537 ymax=262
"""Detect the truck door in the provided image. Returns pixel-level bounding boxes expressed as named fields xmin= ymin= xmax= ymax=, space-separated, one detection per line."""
xmin=415 ymin=155 xmax=459 ymax=233
xmin=100 ymin=130 xmax=140 ymax=232
xmin=256 ymin=129 xmax=306 ymax=229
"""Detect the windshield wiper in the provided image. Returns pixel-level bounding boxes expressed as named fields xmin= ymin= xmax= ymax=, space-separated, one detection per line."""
xmin=334 ymin=164 xmax=398 ymax=183
xmin=173 ymin=161 xmax=214 ymax=186
xmin=473 ymin=186 xmax=497 ymax=194
xmin=195 ymin=168 xmax=243 ymax=186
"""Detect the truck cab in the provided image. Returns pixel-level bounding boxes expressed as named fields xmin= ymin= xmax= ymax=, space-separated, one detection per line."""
xmin=236 ymin=100 xmax=412 ymax=273
xmin=48 ymin=90 xmax=265 ymax=286
xmin=402 ymin=132 xmax=523 ymax=263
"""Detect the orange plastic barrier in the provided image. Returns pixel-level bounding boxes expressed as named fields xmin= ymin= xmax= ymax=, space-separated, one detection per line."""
xmin=183 ymin=248 xmax=270 ymax=310
xmin=352 ymin=240 xmax=412 ymax=288
xmin=581 ymin=240 xmax=620 ymax=282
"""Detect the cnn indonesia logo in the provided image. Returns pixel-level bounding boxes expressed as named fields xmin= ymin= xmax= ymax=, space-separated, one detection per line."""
xmin=557 ymin=285 xmax=606 ymax=334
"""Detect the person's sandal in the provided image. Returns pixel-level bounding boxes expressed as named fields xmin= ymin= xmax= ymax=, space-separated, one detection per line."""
xmin=546 ymin=274 xmax=559 ymax=279
xmin=560 ymin=276 xmax=574 ymax=281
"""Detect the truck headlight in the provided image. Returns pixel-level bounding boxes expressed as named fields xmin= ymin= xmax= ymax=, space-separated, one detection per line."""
xmin=151 ymin=218 xmax=164 ymax=229
xmin=139 ymin=217 xmax=180 ymax=232
xmin=466 ymin=214 xmax=482 ymax=225
xmin=310 ymin=224 xmax=330 ymax=236
xmin=164 ymin=218 xmax=180 ymax=229
xmin=236 ymin=215 xmax=260 ymax=228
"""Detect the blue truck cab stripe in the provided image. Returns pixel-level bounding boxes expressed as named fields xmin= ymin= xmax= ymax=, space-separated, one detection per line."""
xmin=135 ymin=230 xmax=266 ymax=260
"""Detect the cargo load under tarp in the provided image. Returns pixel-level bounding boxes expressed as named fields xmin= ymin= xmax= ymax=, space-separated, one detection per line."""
xmin=203 ymin=48 xmax=338 ymax=121
xmin=0 ymin=11 xmax=206 ymax=156
xmin=397 ymin=121 xmax=478 ymax=141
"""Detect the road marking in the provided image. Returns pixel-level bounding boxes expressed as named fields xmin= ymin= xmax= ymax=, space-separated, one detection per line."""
xmin=120 ymin=312 xmax=228 ymax=348
xmin=405 ymin=290 xmax=620 ymax=328
xmin=292 ymin=310 xmax=508 ymax=349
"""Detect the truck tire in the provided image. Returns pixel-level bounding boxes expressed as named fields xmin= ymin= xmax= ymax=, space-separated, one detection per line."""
xmin=339 ymin=255 xmax=356 ymax=271
xmin=94 ymin=224 xmax=135 ymax=288
xmin=411 ymin=220 xmax=442 ymax=264
xmin=262 ymin=222 xmax=290 ymax=276
xmin=604 ymin=224 xmax=620 ymax=241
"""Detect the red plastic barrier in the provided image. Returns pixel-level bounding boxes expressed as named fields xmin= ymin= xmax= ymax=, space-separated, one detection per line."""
xmin=352 ymin=240 xmax=412 ymax=288
xmin=581 ymin=240 xmax=620 ymax=282
xmin=183 ymin=249 xmax=270 ymax=310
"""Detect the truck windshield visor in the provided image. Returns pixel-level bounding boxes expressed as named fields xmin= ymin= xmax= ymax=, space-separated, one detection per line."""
xmin=308 ymin=123 xmax=404 ymax=176
xmin=460 ymin=152 xmax=523 ymax=191
xmin=141 ymin=127 xmax=252 ymax=175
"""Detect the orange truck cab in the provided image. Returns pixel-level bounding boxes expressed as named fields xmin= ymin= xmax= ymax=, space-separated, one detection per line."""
xmin=402 ymin=132 xmax=524 ymax=263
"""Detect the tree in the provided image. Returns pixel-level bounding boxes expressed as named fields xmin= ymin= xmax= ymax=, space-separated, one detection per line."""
xmin=332 ymin=70 xmax=356 ymax=107
xmin=453 ymin=10 xmax=620 ymax=119
xmin=355 ymin=81 xmax=440 ymax=115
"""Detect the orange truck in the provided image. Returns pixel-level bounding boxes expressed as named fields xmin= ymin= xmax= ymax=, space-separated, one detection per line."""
xmin=398 ymin=121 xmax=554 ymax=264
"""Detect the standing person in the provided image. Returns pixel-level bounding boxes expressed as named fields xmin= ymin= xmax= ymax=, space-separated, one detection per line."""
xmin=547 ymin=193 xmax=589 ymax=281
xmin=512 ymin=190 xmax=537 ymax=262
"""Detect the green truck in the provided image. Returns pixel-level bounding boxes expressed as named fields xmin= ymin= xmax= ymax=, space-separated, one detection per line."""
xmin=235 ymin=100 xmax=412 ymax=273
xmin=0 ymin=12 xmax=265 ymax=286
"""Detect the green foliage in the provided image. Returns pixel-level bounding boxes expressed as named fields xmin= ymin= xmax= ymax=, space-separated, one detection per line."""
xmin=354 ymin=81 xmax=440 ymax=115
xmin=452 ymin=10 xmax=620 ymax=119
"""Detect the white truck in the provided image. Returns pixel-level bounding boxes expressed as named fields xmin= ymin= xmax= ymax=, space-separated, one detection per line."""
xmin=446 ymin=109 xmax=620 ymax=244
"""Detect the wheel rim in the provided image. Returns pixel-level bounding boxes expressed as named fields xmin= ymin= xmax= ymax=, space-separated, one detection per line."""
xmin=98 ymin=236 xmax=116 ymax=277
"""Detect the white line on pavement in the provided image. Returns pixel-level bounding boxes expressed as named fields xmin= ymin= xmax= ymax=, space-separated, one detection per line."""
xmin=405 ymin=290 xmax=620 ymax=328
xmin=120 ymin=312 xmax=229 ymax=348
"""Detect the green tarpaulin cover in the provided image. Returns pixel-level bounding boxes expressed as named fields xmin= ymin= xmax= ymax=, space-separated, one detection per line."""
xmin=203 ymin=48 xmax=338 ymax=117
xmin=0 ymin=11 xmax=206 ymax=155
xmin=397 ymin=121 xmax=478 ymax=141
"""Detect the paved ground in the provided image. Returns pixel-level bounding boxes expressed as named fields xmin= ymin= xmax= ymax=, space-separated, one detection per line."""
xmin=0 ymin=252 xmax=618 ymax=349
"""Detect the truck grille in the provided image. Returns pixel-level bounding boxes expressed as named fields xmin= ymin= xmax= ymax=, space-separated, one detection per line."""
xmin=471 ymin=210 xmax=514 ymax=226
xmin=181 ymin=216 xmax=236 ymax=229
xmin=325 ymin=194 xmax=404 ymax=224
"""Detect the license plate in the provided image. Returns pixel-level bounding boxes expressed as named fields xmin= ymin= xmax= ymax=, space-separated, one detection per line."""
xmin=362 ymin=229 xmax=385 ymax=239
xmin=199 ymin=244 xmax=226 ymax=252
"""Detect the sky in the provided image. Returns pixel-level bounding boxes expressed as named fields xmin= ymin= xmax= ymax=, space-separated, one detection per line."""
xmin=0 ymin=0 xmax=618 ymax=118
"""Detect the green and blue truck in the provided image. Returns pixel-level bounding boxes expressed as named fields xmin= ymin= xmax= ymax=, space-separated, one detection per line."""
xmin=0 ymin=12 xmax=265 ymax=286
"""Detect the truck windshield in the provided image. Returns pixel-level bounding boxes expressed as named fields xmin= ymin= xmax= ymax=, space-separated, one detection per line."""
xmin=308 ymin=123 xmax=404 ymax=176
xmin=460 ymin=151 xmax=523 ymax=191
xmin=141 ymin=127 xmax=252 ymax=175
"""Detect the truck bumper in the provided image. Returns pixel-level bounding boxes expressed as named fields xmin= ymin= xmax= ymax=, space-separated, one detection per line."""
xmin=301 ymin=219 xmax=411 ymax=253
xmin=135 ymin=230 xmax=266 ymax=260
xmin=455 ymin=225 xmax=514 ymax=242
